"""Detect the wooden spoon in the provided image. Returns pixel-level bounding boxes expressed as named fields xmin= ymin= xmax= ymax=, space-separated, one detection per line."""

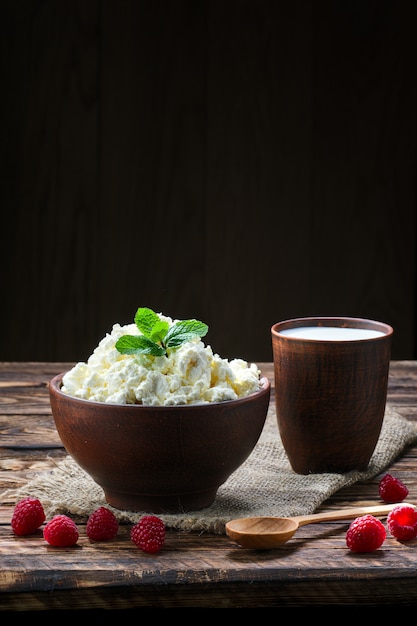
xmin=225 ymin=502 xmax=415 ymax=549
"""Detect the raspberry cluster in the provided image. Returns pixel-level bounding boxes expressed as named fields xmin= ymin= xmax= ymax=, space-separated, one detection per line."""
xmin=44 ymin=515 xmax=79 ymax=547
xmin=10 ymin=472 xmax=413 ymax=556
xmin=379 ymin=473 xmax=409 ymax=504
xmin=86 ymin=506 xmax=119 ymax=541
xmin=346 ymin=514 xmax=386 ymax=553
xmin=346 ymin=473 xmax=416 ymax=553
xmin=11 ymin=497 xmax=46 ymax=536
xmin=131 ymin=515 xmax=166 ymax=553
xmin=10 ymin=498 xmax=166 ymax=552
xmin=387 ymin=505 xmax=417 ymax=541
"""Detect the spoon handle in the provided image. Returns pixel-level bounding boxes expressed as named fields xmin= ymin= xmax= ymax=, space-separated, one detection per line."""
xmin=294 ymin=502 xmax=415 ymax=527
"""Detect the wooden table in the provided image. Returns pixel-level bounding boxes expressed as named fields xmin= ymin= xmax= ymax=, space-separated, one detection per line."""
xmin=1 ymin=361 xmax=417 ymax=610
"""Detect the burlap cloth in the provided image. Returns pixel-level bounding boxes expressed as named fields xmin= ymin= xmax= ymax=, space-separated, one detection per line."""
xmin=2 ymin=403 xmax=417 ymax=534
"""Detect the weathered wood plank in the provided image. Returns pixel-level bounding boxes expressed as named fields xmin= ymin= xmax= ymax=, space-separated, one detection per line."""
xmin=0 ymin=361 xmax=417 ymax=608
xmin=1 ymin=1 xmax=416 ymax=365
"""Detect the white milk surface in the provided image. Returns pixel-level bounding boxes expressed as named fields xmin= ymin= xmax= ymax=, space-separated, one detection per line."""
xmin=279 ymin=326 xmax=385 ymax=341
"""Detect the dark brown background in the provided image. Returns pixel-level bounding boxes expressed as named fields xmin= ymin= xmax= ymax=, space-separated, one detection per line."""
xmin=1 ymin=0 xmax=416 ymax=363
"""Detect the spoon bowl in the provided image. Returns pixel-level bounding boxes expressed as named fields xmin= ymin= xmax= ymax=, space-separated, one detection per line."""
xmin=225 ymin=502 xmax=415 ymax=549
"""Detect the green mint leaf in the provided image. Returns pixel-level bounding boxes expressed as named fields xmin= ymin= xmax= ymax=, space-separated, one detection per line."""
xmin=115 ymin=335 xmax=165 ymax=356
xmin=150 ymin=320 xmax=169 ymax=344
xmin=164 ymin=319 xmax=208 ymax=349
xmin=134 ymin=307 xmax=161 ymax=338
xmin=115 ymin=307 xmax=209 ymax=357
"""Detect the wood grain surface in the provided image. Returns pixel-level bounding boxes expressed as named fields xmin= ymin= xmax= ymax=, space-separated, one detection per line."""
xmin=1 ymin=1 xmax=416 ymax=364
xmin=1 ymin=360 xmax=417 ymax=609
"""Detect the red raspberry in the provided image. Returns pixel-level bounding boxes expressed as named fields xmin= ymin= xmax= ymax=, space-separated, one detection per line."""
xmin=378 ymin=473 xmax=409 ymax=504
xmin=11 ymin=497 xmax=46 ymax=536
xmin=131 ymin=515 xmax=165 ymax=554
xmin=346 ymin=514 xmax=386 ymax=553
xmin=387 ymin=505 xmax=417 ymax=541
xmin=86 ymin=507 xmax=119 ymax=541
xmin=43 ymin=515 xmax=79 ymax=547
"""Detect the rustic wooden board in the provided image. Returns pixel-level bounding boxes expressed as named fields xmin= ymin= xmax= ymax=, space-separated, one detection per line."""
xmin=1 ymin=362 xmax=417 ymax=608
xmin=1 ymin=1 xmax=416 ymax=364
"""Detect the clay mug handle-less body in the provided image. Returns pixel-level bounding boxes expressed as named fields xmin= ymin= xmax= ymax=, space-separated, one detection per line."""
xmin=271 ymin=316 xmax=393 ymax=474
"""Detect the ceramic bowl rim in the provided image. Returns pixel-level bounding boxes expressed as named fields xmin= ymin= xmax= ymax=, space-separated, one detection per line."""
xmin=49 ymin=371 xmax=271 ymax=411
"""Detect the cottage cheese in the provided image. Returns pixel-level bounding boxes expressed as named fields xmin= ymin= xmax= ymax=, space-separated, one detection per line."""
xmin=61 ymin=317 xmax=262 ymax=406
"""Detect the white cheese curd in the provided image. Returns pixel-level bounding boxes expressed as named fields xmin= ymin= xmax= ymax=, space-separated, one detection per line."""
xmin=61 ymin=316 xmax=262 ymax=406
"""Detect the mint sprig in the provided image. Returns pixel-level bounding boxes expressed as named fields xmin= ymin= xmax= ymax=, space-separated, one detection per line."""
xmin=115 ymin=307 xmax=209 ymax=357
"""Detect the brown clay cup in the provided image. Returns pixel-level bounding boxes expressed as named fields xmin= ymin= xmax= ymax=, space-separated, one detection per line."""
xmin=271 ymin=317 xmax=393 ymax=474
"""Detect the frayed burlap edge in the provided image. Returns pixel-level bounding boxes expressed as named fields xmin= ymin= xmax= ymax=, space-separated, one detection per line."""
xmin=2 ymin=404 xmax=416 ymax=534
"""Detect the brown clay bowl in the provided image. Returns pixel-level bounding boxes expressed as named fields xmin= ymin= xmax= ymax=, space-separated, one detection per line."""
xmin=49 ymin=373 xmax=270 ymax=513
